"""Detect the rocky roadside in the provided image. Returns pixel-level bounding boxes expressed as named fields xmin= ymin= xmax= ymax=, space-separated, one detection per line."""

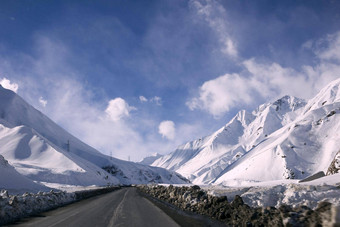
xmin=137 ymin=184 xmax=338 ymax=226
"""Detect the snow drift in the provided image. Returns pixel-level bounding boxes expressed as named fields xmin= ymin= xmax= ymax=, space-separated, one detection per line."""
xmin=0 ymin=154 xmax=49 ymax=193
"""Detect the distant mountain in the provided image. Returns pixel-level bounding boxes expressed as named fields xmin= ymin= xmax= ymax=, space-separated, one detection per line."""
xmin=139 ymin=153 xmax=163 ymax=165
xmin=0 ymin=85 xmax=188 ymax=191
xmin=152 ymin=78 xmax=340 ymax=185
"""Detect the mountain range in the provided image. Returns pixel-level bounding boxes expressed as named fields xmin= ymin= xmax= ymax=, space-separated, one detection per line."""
xmin=0 ymin=86 xmax=187 ymax=192
xmin=1 ymin=78 xmax=339 ymax=192
xmin=151 ymin=78 xmax=340 ymax=185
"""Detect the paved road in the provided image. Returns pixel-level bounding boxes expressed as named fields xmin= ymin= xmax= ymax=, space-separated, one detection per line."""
xmin=12 ymin=187 xmax=179 ymax=227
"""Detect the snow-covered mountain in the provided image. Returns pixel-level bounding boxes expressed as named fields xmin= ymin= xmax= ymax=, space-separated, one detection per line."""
xmin=0 ymin=85 xmax=188 ymax=191
xmin=152 ymin=78 xmax=340 ymax=185
xmin=139 ymin=153 xmax=163 ymax=165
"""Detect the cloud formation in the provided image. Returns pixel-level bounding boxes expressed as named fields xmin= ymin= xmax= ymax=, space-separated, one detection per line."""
xmin=139 ymin=95 xmax=162 ymax=106
xmin=139 ymin=96 xmax=148 ymax=102
xmin=105 ymin=98 xmax=136 ymax=122
xmin=313 ymin=32 xmax=340 ymax=62
xmin=189 ymin=0 xmax=237 ymax=58
xmin=187 ymin=73 xmax=253 ymax=118
xmin=158 ymin=120 xmax=175 ymax=140
xmin=187 ymin=31 xmax=340 ymax=117
xmin=0 ymin=35 xmax=201 ymax=161
xmin=39 ymin=96 xmax=47 ymax=107
xmin=0 ymin=78 xmax=19 ymax=93
xmin=150 ymin=96 xmax=162 ymax=106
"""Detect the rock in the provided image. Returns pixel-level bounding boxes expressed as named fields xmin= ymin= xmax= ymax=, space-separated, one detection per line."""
xmin=216 ymin=195 xmax=228 ymax=203
xmin=231 ymin=195 xmax=244 ymax=207
xmin=0 ymin=190 xmax=9 ymax=198
xmin=9 ymin=196 xmax=18 ymax=206
xmin=191 ymin=185 xmax=201 ymax=190
xmin=137 ymin=185 xmax=337 ymax=226
xmin=298 ymin=171 xmax=325 ymax=183
xmin=316 ymin=201 xmax=332 ymax=213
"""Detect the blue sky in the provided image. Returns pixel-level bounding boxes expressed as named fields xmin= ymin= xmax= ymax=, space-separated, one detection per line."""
xmin=0 ymin=0 xmax=340 ymax=161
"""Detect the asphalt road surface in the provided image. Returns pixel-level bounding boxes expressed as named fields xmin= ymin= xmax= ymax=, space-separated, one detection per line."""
xmin=12 ymin=187 xmax=180 ymax=227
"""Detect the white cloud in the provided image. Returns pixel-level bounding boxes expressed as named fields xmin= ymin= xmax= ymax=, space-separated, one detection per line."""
xmin=39 ymin=96 xmax=48 ymax=107
xmin=139 ymin=96 xmax=148 ymax=102
xmin=188 ymin=31 xmax=340 ymax=117
xmin=314 ymin=32 xmax=340 ymax=62
xmin=187 ymin=61 xmax=312 ymax=117
xmin=158 ymin=120 xmax=175 ymax=140
xmin=190 ymin=0 xmax=238 ymax=58
xmin=0 ymin=78 xmax=18 ymax=93
xmin=242 ymin=59 xmax=311 ymax=98
xmin=222 ymin=38 xmax=237 ymax=57
xmin=187 ymin=73 xmax=254 ymax=118
xmin=43 ymin=79 xmax=148 ymax=161
xmin=139 ymin=96 xmax=162 ymax=105
xmin=151 ymin=96 xmax=162 ymax=106
xmin=105 ymin=98 xmax=136 ymax=122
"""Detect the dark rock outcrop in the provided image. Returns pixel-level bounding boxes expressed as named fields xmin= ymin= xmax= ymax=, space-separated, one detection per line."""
xmin=326 ymin=150 xmax=340 ymax=175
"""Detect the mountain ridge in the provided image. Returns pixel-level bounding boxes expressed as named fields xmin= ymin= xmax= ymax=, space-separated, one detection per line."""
xmin=151 ymin=78 xmax=340 ymax=185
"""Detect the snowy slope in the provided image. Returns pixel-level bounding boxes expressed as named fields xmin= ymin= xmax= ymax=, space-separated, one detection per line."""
xmin=152 ymin=78 xmax=340 ymax=185
xmin=152 ymin=95 xmax=306 ymax=184
xmin=0 ymin=85 xmax=187 ymax=190
xmin=214 ymin=78 xmax=340 ymax=185
xmin=139 ymin=153 xmax=163 ymax=165
xmin=0 ymin=154 xmax=50 ymax=193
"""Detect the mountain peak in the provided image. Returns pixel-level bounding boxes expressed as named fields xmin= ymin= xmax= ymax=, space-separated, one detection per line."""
xmin=273 ymin=95 xmax=297 ymax=105
xmin=317 ymin=78 xmax=340 ymax=102
xmin=0 ymin=84 xmax=17 ymax=103
xmin=233 ymin=110 xmax=254 ymax=127
xmin=272 ymin=95 xmax=306 ymax=112
xmin=304 ymin=78 xmax=340 ymax=113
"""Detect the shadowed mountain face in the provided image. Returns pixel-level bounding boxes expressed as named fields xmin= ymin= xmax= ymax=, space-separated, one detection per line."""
xmin=0 ymin=85 xmax=188 ymax=190
xmin=152 ymin=78 xmax=340 ymax=185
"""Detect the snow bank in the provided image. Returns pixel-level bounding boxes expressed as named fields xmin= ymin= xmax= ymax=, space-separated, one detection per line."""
xmin=0 ymin=186 xmax=120 ymax=225
xmin=0 ymin=189 xmax=74 ymax=225
xmin=203 ymin=175 xmax=340 ymax=209
xmin=139 ymin=184 xmax=339 ymax=226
